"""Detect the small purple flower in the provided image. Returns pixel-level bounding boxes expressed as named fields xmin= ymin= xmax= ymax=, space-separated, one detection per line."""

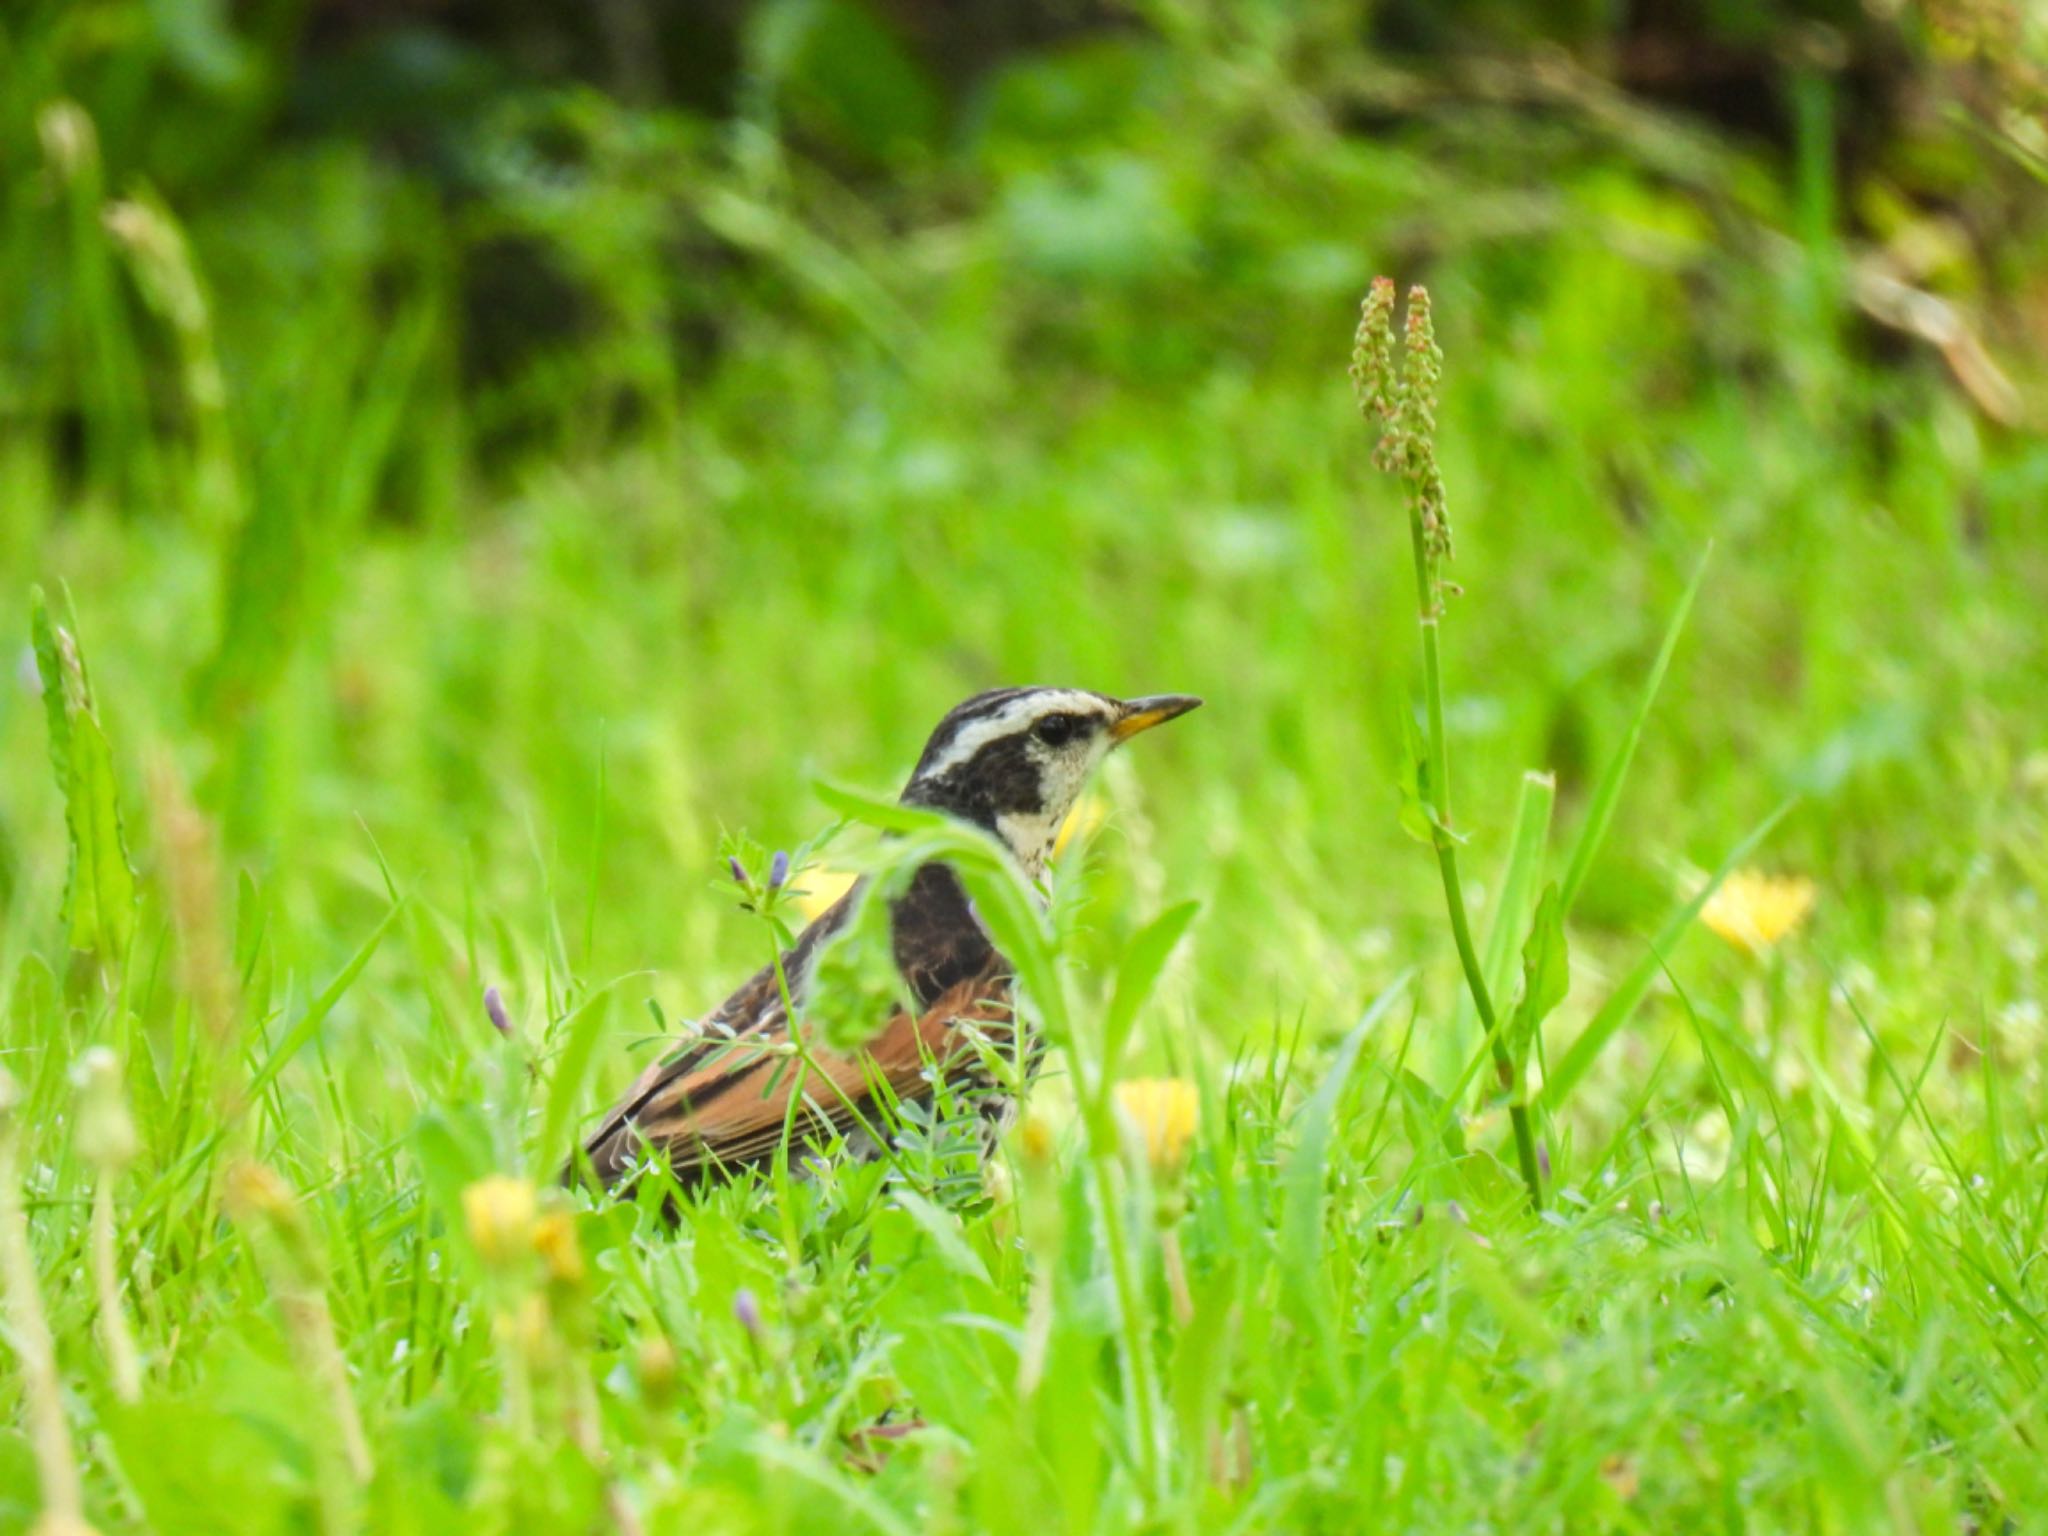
xmin=733 ymin=1286 xmax=763 ymax=1339
xmin=768 ymin=850 xmax=790 ymax=890
xmin=728 ymin=855 xmax=749 ymax=886
xmin=1537 ymin=1142 xmax=1552 ymax=1182
xmin=483 ymin=986 xmax=512 ymax=1038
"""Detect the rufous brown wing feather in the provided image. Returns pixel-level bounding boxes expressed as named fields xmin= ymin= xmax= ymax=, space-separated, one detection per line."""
xmin=573 ymin=971 xmax=1011 ymax=1187
xmin=568 ymin=684 xmax=1198 ymax=1196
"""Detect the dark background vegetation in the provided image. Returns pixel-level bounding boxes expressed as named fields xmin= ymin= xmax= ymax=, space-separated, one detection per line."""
xmin=4 ymin=0 xmax=2046 ymax=1101
xmin=6 ymin=2 xmax=2048 ymax=1531
xmin=11 ymin=0 xmax=2045 ymax=489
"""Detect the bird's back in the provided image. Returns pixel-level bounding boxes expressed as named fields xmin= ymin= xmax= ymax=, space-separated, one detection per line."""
xmin=574 ymin=871 xmax=1014 ymax=1188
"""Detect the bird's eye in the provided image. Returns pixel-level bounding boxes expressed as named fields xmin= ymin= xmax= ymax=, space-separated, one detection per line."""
xmin=1034 ymin=713 xmax=1081 ymax=747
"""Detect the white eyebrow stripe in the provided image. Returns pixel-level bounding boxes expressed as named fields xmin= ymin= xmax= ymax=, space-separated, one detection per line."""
xmin=916 ymin=689 xmax=1108 ymax=780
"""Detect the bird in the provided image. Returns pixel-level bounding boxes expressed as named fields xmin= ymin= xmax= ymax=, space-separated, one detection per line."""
xmin=572 ymin=686 xmax=1201 ymax=1192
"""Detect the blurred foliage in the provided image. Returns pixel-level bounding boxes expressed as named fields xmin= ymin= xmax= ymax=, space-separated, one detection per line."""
xmin=0 ymin=0 xmax=2043 ymax=1013
xmin=5 ymin=0 xmax=2045 ymax=502
xmin=2 ymin=3 xmax=2048 ymax=1531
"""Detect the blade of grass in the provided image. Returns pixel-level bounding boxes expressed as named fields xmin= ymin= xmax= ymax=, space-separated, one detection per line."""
xmin=1557 ymin=545 xmax=1712 ymax=920
xmin=1279 ymin=977 xmax=1410 ymax=1376
xmin=1095 ymin=899 xmax=1200 ymax=1107
xmin=243 ymin=901 xmax=404 ymax=1104
xmin=1540 ymin=797 xmax=1794 ymax=1114
xmin=1478 ymin=771 xmax=1556 ymax=1015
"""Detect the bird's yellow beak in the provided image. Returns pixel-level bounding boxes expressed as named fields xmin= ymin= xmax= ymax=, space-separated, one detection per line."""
xmin=1110 ymin=694 xmax=1204 ymax=742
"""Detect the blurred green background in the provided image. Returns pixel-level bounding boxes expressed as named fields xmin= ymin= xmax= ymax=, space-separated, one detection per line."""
xmin=3 ymin=0 xmax=2046 ymax=1124
xmin=6 ymin=3 xmax=2048 ymax=1530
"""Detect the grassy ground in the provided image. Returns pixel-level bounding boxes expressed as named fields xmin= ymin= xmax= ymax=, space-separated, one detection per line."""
xmin=5 ymin=14 xmax=2048 ymax=1533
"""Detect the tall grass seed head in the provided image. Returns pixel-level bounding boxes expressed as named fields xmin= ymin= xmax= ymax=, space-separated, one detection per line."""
xmin=225 ymin=1159 xmax=297 ymax=1222
xmin=225 ymin=1160 xmax=327 ymax=1285
xmin=71 ymin=1046 xmax=137 ymax=1171
xmin=1351 ymin=278 xmax=1400 ymax=430
xmin=1400 ymin=286 xmax=1453 ymax=564
xmin=36 ymin=100 xmax=98 ymax=182
xmin=101 ymin=200 xmax=209 ymax=338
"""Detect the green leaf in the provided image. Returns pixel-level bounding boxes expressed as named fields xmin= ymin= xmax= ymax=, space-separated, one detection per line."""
xmin=816 ymin=777 xmax=1069 ymax=1047
xmin=30 ymin=586 xmax=137 ymax=962
xmin=541 ymin=983 xmax=624 ymax=1171
xmin=804 ymin=882 xmax=908 ymax=1053
xmin=741 ymin=1430 xmax=920 ymax=1536
xmin=1168 ymin=1254 xmax=1240 ymax=1467
xmin=1396 ymin=1067 xmax=1468 ymax=1159
xmin=29 ymin=589 xmax=73 ymax=796
xmin=1394 ymin=707 xmax=1435 ymax=846
xmin=1558 ymin=545 xmax=1710 ymax=919
xmin=1279 ymin=979 xmax=1408 ymax=1357
xmin=1097 ymin=900 xmax=1200 ymax=1099
xmin=1455 ymin=769 xmax=1556 ymax=1045
xmin=1541 ymin=799 xmax=1795 ymax=1113
xmin=412 ymin=1104 xmax=495 ymax=1231
xmin=1505 ymin=881 xmax=1569 ymax=1065
xmin=67 ymin=711 xmax=136 ymax=957
xmin=244 ymin=900 xmax=402 ymax=1102
xmin=749 ymin=0 xmax=940 ymax=167
xmin=1483 ymin=773 xmax=1557 ymax=1011
xmin=890 ymin=1187 xmax=990 ymax=1286
xmin=814 ymin=779 xmax=956 ymax=836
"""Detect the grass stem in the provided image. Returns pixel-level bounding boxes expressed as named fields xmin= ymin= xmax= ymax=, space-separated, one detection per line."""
xmin=0 ymin=1074 xmax=90 ymax=1532
xmin=92 ymin=1177 xmax=143 ymax=1403
xmin=1364 ymin=281 xmax=1544 ymax=1211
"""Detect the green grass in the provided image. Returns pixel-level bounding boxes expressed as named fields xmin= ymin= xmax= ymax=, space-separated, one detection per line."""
xmin=5 ymin=9 xmax=2048 ymax=1531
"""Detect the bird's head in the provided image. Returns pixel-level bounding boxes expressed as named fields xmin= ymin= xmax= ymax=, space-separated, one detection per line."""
xmin=901 ymin=687 xmax=1202 ymax=874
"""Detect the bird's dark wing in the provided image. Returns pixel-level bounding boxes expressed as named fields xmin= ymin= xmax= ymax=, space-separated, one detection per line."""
xmin=575 ymin=971 xmax=1011 ymax=1186
xmin=574 ymin=888 xmax=861 ymax=1167
xmin=572 ymin=882 xmax=1014 ymax=1187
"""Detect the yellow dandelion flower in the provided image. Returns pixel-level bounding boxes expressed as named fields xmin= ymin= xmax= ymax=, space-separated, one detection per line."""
xmin=1114 ymin=1078 xmax=1200 ymax=1180
xmin=463 ymin=1175 xmax=538 ymax=1268
xmin=1054 ymin=792 xmax=1109 ymax=859
xmin=532 ymin=1210 xmax=585 ymax=1288
xmin=1700 ymin=869 xmax=1817 ymax=955
xmin=1014 ymin=1110 xmax=1058 ymax=1170
xmin=793 ymin=866 xmax=860 ymax=922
